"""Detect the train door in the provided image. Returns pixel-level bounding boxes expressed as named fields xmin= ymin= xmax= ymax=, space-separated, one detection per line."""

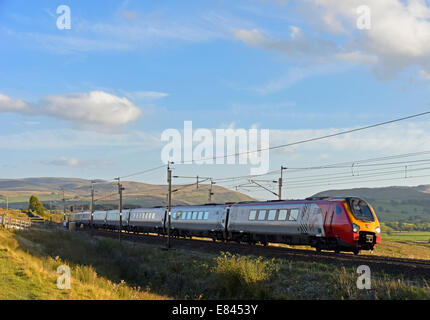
xmin=222 ymin=205 xmax=231 ymax=240
xmin=162 ymin=209 xmax=167 ymax=234
xmin=323 ymin=205 xmax=335 ymax=236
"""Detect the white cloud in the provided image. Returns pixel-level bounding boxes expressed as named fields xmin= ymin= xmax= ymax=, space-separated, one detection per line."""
xmin=0 ymin=91 xmax=143 ymax=130
xmin=302 ymin=0 xmax=430 ymax=78
xmin=41 ymin=91 xmax=142 ymax=128
xmin=45 ymin=156 xmax=81 ymax=167
xmin=0 ymin=94 xmax=29 ymax=113
xmin=41 ymin=156 xmax=112 ymax=168
xmin=124 ymin=91 xmax=169 ymax=101
xmin=233 ymin=1 xmax=430 ymax=84
xmin=0 ymin=128 xmax=162 ymax=150
xmin=6 ymin=9 xmax=226 ymax=55
xmin=232 ymin=27 xmax=337 ymax=60
xmin=420 ymin=69 xmax=430 ymax=80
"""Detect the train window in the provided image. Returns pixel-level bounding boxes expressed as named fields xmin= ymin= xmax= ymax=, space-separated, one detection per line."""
xmin=181 ymin=212 xmax=187 ymax=220
xmin=152 ymin=213 xmax=156 ymax=219
xmin=187 ymin=211 xmax=192 ymax=220
xmin=278 ymin=209 xmax=288 ymax=220
xmin=348 ymin=199 xmax=375 ymax=222
xmin=192 ymin=211 xmax=198 ymax=220
xmin=249 ymin=210 xmax=257 ymax=220
xmin=268 ymin=210 xmax=277 ymax=221
xmin=198 ymin=211 xmax=203 ymax=220
xmin=204 ymin=212 xmax=209 ymax=220
xmin=289 ymin=209 xmax=299 ymax=221
xmin=172 ymin=212 xmax=177 ymax=219
xmin=257 ymin=210 xmax=267 ymax=220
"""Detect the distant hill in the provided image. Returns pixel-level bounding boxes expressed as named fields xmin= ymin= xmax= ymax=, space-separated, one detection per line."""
xmin=0 ymin=177 xmax=254 ymax=210
xmin=313 ymin=185 xmax=430 ymax=201
xmin=313 ymin=185 xmax=430 ymax=222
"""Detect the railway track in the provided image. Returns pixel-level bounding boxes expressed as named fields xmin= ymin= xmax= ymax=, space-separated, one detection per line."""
xmin=81 ymin=228 xmax=430 ymax=278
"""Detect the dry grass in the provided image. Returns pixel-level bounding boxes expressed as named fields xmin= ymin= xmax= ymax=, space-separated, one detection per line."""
xmin=0 ymin=228 xmax=169 ymax=300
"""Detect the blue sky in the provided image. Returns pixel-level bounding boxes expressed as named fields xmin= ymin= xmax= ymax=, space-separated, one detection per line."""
xmin=2 ymin=0 xmax=430 ymax=200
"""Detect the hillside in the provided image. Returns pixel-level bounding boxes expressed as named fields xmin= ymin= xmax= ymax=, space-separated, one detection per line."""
xmin=313 ymin=185 xmax=430 ymax=200
xmin=313 ymin=185 xmax=430 ymax=222
xmin=0 ymin=177 xmax=254 ymax=210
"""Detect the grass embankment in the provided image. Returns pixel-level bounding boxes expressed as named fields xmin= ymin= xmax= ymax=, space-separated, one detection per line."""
xmin=372 ymin=231 xmax=430 ymax=260
xmin=2 ymin=226 xmax=430 ymax=300
xmin=0 ymin=228 xmax=167 ymax=300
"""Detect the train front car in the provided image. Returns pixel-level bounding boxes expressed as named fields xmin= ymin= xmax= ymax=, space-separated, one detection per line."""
xmin=226 ymin=197 xmax=381 ymax=255
xmin=339 ymin=197 xmax=381 ymax=253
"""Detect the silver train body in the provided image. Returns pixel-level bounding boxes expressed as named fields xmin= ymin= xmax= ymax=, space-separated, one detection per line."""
xmin=69 ymin=200 xmax=328 ymax=245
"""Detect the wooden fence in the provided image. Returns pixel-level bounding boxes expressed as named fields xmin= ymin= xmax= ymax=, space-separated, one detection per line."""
xmin=0 ymin=214 xmax=32 ymax=230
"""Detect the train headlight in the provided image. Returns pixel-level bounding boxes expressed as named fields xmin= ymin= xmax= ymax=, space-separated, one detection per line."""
xmin=352 ymin=224 xmax=360 ymax=233
xmin=375 ymin=226 xmax=381 ymax=235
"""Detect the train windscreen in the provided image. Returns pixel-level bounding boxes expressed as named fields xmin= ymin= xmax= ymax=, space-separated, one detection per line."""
xmin=347 ymin=198 xmax=375 ymax=222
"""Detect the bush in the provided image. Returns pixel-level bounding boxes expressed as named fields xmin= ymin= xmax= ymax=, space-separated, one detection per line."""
xmin=28 ymin=195 xmax=45 ymax=217
xmin=213 ymin=252 xmax=279 ymax=299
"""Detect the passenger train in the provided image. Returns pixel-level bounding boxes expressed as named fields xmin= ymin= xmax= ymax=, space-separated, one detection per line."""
xmin=69 ymin=197 xmax=381 ymax=255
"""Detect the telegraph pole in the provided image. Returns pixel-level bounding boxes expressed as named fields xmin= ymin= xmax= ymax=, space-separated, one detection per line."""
xmin=167 ymin=161 xmax=173 ymax=249
xmin=279 ymin=166 xmax=287 ymax=200
xmin=90 ymin=180 xmax=95 ymax=229
xmin=61 ymin=189 xmax=66 ymax=222
xmin=115 ymin=178 xmax=124 ymax=242
xmin=209 ymin=179 xmax=215 ymax=202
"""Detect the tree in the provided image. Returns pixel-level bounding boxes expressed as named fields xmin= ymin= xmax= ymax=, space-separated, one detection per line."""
xmin=28 ymin=195 xmax=45 ymax=216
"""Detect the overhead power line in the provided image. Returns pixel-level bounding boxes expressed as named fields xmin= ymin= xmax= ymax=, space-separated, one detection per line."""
xmin=180 ymin=110 xmax=430 ymax=164
xmin=285 ymin=173 xmax=430 ymax=190
xmin=116 ymin=164 xmax=167 ymax=180
xmin=286 ymin=164 xmax=430 ymax=186
xmin=286 ymin=150 xmax=430 ymax=171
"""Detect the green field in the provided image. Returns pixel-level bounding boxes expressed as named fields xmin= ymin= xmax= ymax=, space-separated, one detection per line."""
xmin=381 ymin=231 xmax=430 ymax=243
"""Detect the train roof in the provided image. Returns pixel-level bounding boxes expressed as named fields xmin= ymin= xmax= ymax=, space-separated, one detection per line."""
xmin=72 ymin=197 xmax=366 ymax=213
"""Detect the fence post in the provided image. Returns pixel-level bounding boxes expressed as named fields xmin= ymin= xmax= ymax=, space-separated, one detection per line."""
xmin=1 ymin=214 xmax=4 ymax=227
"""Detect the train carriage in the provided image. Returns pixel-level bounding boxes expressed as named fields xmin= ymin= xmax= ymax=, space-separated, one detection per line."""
xmin=128 ymin=207 xmax=165 ymax=234
xmin=169 ymin=204 xmax=228 ymax=240
xmin=70 ymin=211 xmax=91 ymax=228
xmin=227 ymin=201 xmax=325 ymax=245
xmin=105 ymin=209 xmax=130 ymax=229
xmin=92 ymin=210 xmax=107 ymax=228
